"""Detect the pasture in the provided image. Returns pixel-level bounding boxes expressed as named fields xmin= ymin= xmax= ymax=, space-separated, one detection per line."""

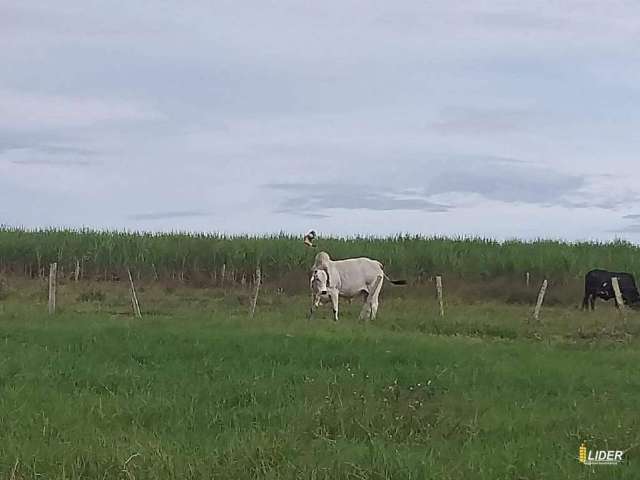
xmin=0 ymin=279 xmax=639 ymax=479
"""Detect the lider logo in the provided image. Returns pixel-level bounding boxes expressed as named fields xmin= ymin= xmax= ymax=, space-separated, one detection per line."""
xmin=579 ymin=442 xmax=624 ymax=466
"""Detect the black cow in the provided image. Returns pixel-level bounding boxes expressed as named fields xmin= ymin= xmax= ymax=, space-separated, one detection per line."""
xmin=582 ymin=269 xmax=640 ymax=310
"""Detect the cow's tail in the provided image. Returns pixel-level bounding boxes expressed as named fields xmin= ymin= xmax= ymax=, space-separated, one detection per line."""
xmin=383 ymin=273 xmax=407 ymax=285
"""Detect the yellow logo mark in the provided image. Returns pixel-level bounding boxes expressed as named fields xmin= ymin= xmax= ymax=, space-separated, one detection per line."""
xmin=579 ymin=443 xmax=587 ymax=464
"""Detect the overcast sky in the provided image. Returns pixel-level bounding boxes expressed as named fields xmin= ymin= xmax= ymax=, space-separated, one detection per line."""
xmin=2 ymin=1 xmax=640 ymax=240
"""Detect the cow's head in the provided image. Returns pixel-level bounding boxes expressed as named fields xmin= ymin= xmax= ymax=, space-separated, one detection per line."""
xmin=310 ymin=269 xmax=329 ymax=295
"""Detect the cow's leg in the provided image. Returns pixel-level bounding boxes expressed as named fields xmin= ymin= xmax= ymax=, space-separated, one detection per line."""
xmin=359 ymin=302 xmax=371 ymax=321
xmin=369 ymin=297 xmax=379 ymax=321
xmin=357 ymin=290 xmax=371 ymax=321
xmin=368 ymin=275 xmax=384 ymax=321
xmin=358 ymin=293 xmax=373 ymax=321
xmin=590 ymin=294 xmax=595 ymax=310
xmin=308 ymin=299 xmax=316 ymax=321
xmin=360 ymin=275 xmax=383 ymax=322
xmin=329 ymin=290 xmax=339 ymax=321
xmin=582 ymin=293 xmax=589 ymax=310
xmin=308 ymin=294 xmax=321 ymax=320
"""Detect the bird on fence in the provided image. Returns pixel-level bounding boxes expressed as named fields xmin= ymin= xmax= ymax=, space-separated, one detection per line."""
xmin=303 ymin=230 xmax=317 ymax=248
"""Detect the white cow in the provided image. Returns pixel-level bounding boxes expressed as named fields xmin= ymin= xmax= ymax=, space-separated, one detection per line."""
xmin=309 ymin=251 xmax=406 ymax=321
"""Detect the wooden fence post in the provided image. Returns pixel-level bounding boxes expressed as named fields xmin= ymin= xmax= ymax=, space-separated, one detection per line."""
xmin=127 ymin=269 xmax=142 ymax=319
xmin=151 ymin=263 xmax=159 ymax=281
xmin=532 ymin=279 xmax=548 ymax=321
xmin=525 ymin=272 xmax=530 ymax=288
xmin=221 ymin=264 xmax=226 ymax=286
xmin=250 ymin=266 xmax=261 ymax=319
xmin=74 ymin=259 xmax=80 ymax=282
xmin=611 ymin=277 xmax=627 ymax=315
xmin=435 ymin=275 xmax=444 ymax=317
xmin=48 ymin=262 xmax=57 ymax=315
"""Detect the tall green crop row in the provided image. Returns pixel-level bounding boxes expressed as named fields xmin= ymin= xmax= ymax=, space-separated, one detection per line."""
xmin=0 ymin=227 xmax=639 ymax=282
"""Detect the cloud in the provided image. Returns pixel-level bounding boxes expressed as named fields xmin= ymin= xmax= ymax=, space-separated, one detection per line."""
xmin=430 ymin=107 xmax=539 ymax=135
xmin=613 ymin=224 xmax=640 ymax=233
xmin=608 ymin=213 xmax=640 ymax=234
xmin=266 ymin=157 xmax=634 ymax=219
xmin=1 ymin=146 xmax=98 ymax=167
xmin=424 ymin=159 xmax=586 ymax=205
xmin=0 ymin=89 xmax=163 ymax=130
xmin=267 ymin=183 xmax=451 ymax=217
xmin=10 ymin=159 xmax=93 ymax=167
xmin=127 ymin=210 xmax=212 ymax=221
xmin=474 ymin=11 xmax=567 ymax=32
xmin=422 ymin=158 xmax=640 ymax=211
xmin=35 ymin=145 xmax=96 ymax=156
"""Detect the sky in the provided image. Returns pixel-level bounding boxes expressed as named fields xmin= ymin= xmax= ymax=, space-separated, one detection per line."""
xmin=2 ymin=1 xmax=640 ymax=240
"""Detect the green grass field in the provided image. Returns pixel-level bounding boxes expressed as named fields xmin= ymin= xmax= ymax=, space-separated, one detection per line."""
xmin=0 ymin=280 xmax=639 ymax=479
